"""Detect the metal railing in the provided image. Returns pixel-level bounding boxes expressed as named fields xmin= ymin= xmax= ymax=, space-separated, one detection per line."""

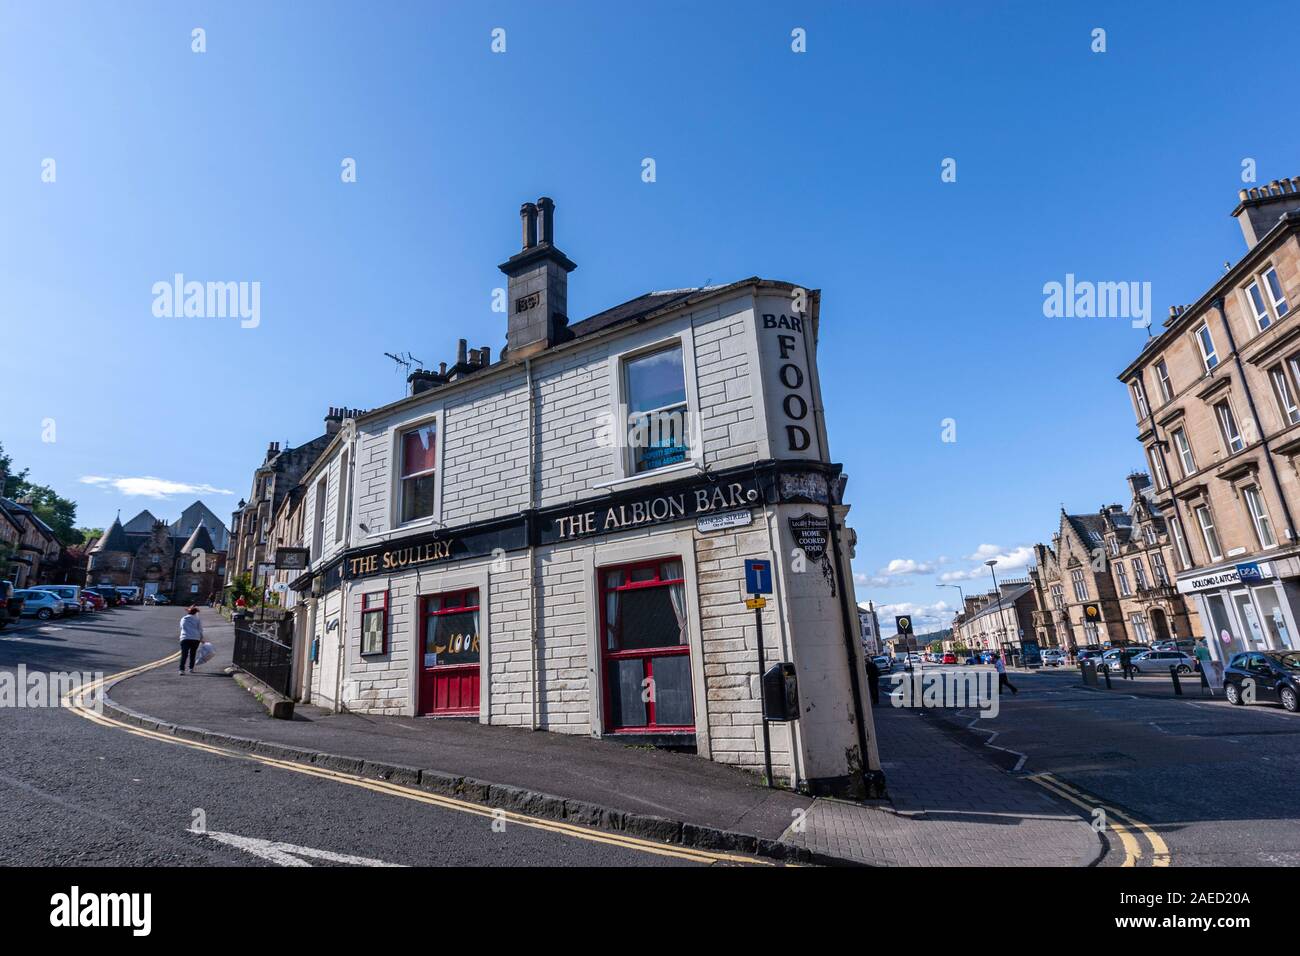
xmin=232 ymin=623 xmax=293 ymax=697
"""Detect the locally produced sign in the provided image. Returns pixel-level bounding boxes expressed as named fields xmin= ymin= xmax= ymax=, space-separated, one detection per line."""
xmin=788 ymin=513 xmax=828 ymax=561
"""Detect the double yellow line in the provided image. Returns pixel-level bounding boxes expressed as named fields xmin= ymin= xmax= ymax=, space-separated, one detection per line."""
xmin=1027 ymin=772 xmax=1169 ymax=867
xmin=64 ymin=654 xmax=774 ymax=866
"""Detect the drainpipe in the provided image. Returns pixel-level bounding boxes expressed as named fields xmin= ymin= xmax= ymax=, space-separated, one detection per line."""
xmin=525 ymin=357 xmax=540 ymax=731
xmin=1213 ymin=296 xmax=1299 ymax=542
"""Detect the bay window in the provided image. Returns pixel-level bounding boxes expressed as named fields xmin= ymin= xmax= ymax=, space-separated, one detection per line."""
xmin=601 ymin=558 xmax=693 ymax=732
xmin=399 ymin=423 xmax=437 ymax=523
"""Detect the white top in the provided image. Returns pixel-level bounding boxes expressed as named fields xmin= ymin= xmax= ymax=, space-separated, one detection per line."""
xmin=179 ymin=614 xmax=204 ymax=642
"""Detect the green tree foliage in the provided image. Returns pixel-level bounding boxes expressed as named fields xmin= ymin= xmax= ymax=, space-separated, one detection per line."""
xmin=0 ymin=441 xmax=80 ymax=545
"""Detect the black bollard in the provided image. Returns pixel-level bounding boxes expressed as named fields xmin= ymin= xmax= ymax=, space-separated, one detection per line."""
xmin=1170 ymin=665 xmax=1183 ymax=696
xmin=1103 ymin=666 xmax=1112 ymax=689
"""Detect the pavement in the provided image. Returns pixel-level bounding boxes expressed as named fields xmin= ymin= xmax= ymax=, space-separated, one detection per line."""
xmin=103 ymin=609 xmax=1103 ymax=866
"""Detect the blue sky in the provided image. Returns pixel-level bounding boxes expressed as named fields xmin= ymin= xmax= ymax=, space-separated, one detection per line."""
xmin=2 ymin=1 xmax=1296 ymax=634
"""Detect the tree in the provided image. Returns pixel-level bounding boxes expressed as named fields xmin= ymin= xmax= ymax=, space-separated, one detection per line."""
xmin=0 ymin=440 xmax=80 ymax=545
xmin=230 ymin=572 xmax=261 ymax=607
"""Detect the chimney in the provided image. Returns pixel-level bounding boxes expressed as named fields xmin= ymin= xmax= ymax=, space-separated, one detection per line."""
xmin=324 ymin=406 xmax=344 ymax=435
xmin=407 ymin=369 xmax=441 ymax=396
xmin=1127 ymin=471 xmax=1152 ymax=497
xmin=500 ymin=195 xmax=576 ymax=360
xmin=1233 ymin=176 xmax=1300 ymax=248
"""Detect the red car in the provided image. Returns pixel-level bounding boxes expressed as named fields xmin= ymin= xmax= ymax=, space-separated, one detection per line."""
xmin=80 ymin=591 xmax=106 ymax=611
xmin=942 ymin=652 xmax=957 ymax=664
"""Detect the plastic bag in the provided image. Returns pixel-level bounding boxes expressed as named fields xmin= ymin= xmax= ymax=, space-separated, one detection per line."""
xmin=195 ymin=641 xmax=215 ymax=667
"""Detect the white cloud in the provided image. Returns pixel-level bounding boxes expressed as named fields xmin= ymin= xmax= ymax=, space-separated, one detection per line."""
xmin=943 ymin=545 xmax=1033 ymax=582
xmin=80 ymin=475 xmax=235 ymax=500
xmin=875 ymin=600 xmax=953 ymax=634
xmin=879 ymin=557 xmax=934 ymax=576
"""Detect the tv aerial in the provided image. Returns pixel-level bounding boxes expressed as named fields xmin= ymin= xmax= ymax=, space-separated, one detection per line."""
xmin=383 ymin=351 xmax=424 ymax=376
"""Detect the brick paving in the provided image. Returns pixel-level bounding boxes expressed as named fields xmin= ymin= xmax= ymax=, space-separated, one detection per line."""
xmin=782 ymin=704 xmax=1102 ymax=866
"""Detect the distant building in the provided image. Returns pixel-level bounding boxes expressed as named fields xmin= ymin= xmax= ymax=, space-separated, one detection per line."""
xmin=858 ymin=600 xmax=882 ymax=655
xmin=85 ymin=502 xmax=228 ymax=602
xmin=0 ymin=496 xmax=61 ymax=587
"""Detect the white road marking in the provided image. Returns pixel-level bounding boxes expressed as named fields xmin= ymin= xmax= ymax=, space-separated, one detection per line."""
xmin=201 ymin=830 xmax=406 ymax=867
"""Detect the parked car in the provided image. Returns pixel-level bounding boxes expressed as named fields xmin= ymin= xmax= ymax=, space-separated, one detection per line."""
xmin=34 ymin=585 xmax=83 ymax=616
xmin=1042 ymin=649 xmax=1066 ymax=667
xmin=79 ymin=590 xmax=106 ymax=611
xmin=147 ymin=593 xmax=170 ymax=605
xmin=1096 ymin=646 xmax=1149 ymax=673
xmin=1153 ymin=639 xmax=1196 ymax=654
xmin=1130 ymin=650 xmax=1197 ymax=675
xmin=1224 ymin=651 xmax=1300 ymax=712
xmin=0 ymin=581 xmax=24 ymax=629
xmin=1077 ymin=649 xmax=1105 ymax=664
xmin=117 ymin=586 xmax=142 ymax=604
xmin=942 ymin=652 xmax=957 ymax=664
xmin=87 ymin=587 xmax=121 ymax=607
xmin=871 ymin=654 xmax=891 ymax=672
xmin=14 ymin=589 xmax=65 ymax=620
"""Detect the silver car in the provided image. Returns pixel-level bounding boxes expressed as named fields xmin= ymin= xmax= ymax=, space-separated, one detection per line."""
xmin=1131 ymin=650 xmax=1197 ymax=675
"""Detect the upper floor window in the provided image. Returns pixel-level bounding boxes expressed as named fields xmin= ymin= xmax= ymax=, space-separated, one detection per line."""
xmin=1172 ymin=427 xmax=1197 ymax=476
xmin=1143 ymin=524 xmax=1158 ymax=546
xmin=1107 ymin=535 xmax=1120 ymax=557
xmin=1246 ymin=280 xmax=1272 ymax=332
xmin=1264 ymin=266 xmax=1290 ymax=318
xmin=1244 ymin=485 xmax=1277 ymax=549
xmin=1155 ymin=360 xmax=1173 ymax=402
xmin=1050 ymin=584 xmax=1065 ymax=611
xmin=1148 ymin=447 xmax=1168 ymax=490
xmin=311 ymin=478 xmax=327 ymax=560
xmin=1272 ymin=366 xmax=1300 ymax=426
xmin=1070 ymin=568 xmax=1088 ymax=602
xmin=400 ymin=424 xmax=437 ymax=523
xmin=1170 ymin=514 xmax=1192 ymax=570
xmin=1132 ymin=557 xmax=1148 ymax=590
xmin=1116 ymin=562 xmax=1131 ymax=597
xmin=1194 ymin=505 xmax=1223 ymax=562
xmin=1215 ymin=401 xmax=1245 ymax=453
xmin=334 ymin=451 xmax=349 ymax=544
xmin=1152 ymin=550 xmax=1169 ymax=585
xmin=624 ymin=343 xmax=690 ymax=474
xmin=1130 ymin=380 xmax=1149 ymax=419
xmin=1195 ymin=323 xmax=1219 ymax=371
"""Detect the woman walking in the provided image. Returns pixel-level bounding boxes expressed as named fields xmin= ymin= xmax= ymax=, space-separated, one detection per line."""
xmin=179 ymin=605 xmax=204 ymax=674
xmin=994 ymin=652 xmax=1018 ymax=695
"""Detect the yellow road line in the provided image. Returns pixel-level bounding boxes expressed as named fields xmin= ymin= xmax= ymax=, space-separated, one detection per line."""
xmin=63 ymin=654 xmax=773 ymax=866
xmin=1027 ymin=772 xmax=1169 ymax=867
xmin=1037 ymin=772 xmax=1170 ymax=866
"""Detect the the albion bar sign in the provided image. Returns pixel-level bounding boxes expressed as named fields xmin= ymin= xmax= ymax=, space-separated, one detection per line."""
xmin=538 ymin=478 xmax=763 ymax=545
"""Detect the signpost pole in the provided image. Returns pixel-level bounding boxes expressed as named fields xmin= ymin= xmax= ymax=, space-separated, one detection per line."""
xmin=755 ymin=605 xmax=773 ymax=788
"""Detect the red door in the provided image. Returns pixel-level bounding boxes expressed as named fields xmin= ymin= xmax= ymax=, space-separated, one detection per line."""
xmin=418 ymin=589 xmax=481 ymax=716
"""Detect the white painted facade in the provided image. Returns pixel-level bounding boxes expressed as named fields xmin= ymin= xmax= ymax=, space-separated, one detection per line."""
xmin=288 ymin=279 xmax=879 ymax=795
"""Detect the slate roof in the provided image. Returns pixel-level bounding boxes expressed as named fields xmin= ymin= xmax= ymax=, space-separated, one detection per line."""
xmin=565 ymin=288 xmax=710 ymax=341
xmin=966 ymin=584 xmax=1034 ymax=623
xmin=89 ymin=515 xmax=131 ymax=554
xmin=180 ymin=523 xmax=216 ymax=554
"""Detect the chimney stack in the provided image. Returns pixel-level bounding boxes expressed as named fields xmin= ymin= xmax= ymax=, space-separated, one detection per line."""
xmin=1233 ymin=173 xmax=1300 ymax=248
xmin=500 ymin=195 xmax=576 ymax=360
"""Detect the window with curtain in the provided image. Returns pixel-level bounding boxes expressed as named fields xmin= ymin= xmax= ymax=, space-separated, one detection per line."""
xmin=624 ymin=344 xmax=690 ymax=474
xmin=400 ymin=423 xmax=437 ymax=523
xmin=600 ymin=558 xmax=692 ymax=732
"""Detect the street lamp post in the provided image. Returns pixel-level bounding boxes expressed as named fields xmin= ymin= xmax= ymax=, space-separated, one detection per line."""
xmin=986 ymin=559 xmax=1011 ymax=664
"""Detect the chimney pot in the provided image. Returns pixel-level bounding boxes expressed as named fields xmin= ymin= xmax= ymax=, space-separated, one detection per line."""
xmin=536 ymin=196 xmax=555 ymax=245
xmin=457 ymin=339 xmax=468 ymax=366
xmin=439 ymin=362 xmax=447 ymax=376
xmin=1239 ymin=188 xmax=1250 ymax=201
xmin=520 ymin=202 xmax=538 ymax=250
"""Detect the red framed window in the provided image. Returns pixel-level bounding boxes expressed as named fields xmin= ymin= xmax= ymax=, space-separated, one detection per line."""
xmin=600 ymin=558 xmax=693 ymax=733
xmin=400 ymin=424 xmax=437 ymax=523
xmin=360 ymin=591 xmax=388 ymax=656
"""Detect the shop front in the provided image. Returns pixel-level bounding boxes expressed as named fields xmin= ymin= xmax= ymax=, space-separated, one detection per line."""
xmin=1178 ymin=557 xmax=1300 ymax=662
